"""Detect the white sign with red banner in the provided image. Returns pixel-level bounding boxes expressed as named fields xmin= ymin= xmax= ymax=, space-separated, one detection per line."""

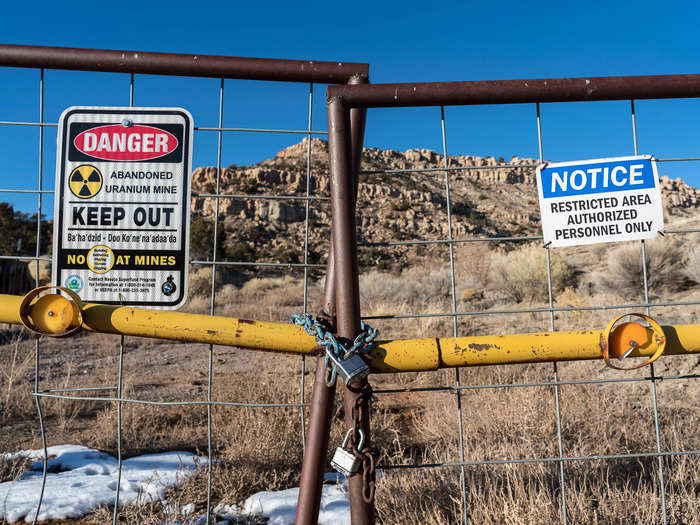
xmin=52 ymin=107 xmax=193 ymax=309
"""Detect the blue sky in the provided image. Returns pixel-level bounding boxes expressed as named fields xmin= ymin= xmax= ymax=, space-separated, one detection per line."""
xmin=1 ymin=1 xmax=699 ymax=214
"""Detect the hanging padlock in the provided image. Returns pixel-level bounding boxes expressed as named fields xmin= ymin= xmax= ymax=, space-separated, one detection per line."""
xmin=331 ymin=428 xmax=365 ymax=477
xmin=326 ymin=349 xmax=370 ymax=386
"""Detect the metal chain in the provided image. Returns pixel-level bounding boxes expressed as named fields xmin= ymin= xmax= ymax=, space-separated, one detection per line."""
xmin=291 ymin=313 xmax=378 ymax=386
xmin=292 ymin=314 xmax=378 ymax=501
xmin=348 ymin=382 xmax=377 ymax=504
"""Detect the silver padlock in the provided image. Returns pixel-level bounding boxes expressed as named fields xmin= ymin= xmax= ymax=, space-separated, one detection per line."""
xmin=331 ymin=429 xmax=365 ymax=477
xmin=326 ymin=350 xmax=369 ymax=386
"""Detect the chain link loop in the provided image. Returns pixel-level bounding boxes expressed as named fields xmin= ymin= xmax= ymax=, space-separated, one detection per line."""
xmin=291 ymin=313 xmax=378 ymax=387
xmin=347 ymin=382 xmax=377 ymax=504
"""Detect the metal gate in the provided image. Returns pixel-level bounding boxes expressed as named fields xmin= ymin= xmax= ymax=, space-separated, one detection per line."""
xmin=0 ymin=44 xmax=368 ymax=525
xmin=325 ymin=75 xmax=700 ymax=524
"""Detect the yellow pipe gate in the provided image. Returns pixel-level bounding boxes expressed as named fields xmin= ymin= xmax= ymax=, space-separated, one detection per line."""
xmin=2 ymin=291 xmax=698 ymax=372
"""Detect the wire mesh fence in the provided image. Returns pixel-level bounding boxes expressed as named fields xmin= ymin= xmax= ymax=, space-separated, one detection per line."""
xmin=0 ymin=48 xmax=699 ymax=525
xmin=349 ymin=95 xmax=699 ymax=524
xmin=0 ymin=47 xmax=370 ymax=525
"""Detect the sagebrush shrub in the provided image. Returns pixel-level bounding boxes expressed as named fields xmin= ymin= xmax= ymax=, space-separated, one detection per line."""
xmin=188 ymin=266 xmax=216 ymax=297
xmin=488 ymin=245 xmax=574 ymax=303
xmin=359 ymin=267 xmax=453 ymax=311
xmin=686 ymin=243 xmax=700 ymax=285
xmin=595 ymin=238 xmax=688 ymax=297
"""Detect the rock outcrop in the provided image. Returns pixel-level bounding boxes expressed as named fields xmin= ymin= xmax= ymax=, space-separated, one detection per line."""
xmin=190 ymin=138 xmax=700 ymax=269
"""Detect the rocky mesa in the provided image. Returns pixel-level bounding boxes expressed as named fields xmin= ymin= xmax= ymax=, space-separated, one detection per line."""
xmin=190 ymin=138 xmax=700 ymax=269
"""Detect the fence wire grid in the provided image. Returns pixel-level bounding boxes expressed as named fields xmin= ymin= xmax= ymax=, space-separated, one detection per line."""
xmin=0 ymin=52 xmax=698 ymax=525
xmin=353 ymin=98 xmax=699 ymax=525
xmin=0 ymin=54 xmax=347 ymax=525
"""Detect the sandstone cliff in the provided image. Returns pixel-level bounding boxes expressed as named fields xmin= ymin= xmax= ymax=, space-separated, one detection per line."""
xmin=190 ymin=138 xmax=700 ymax=269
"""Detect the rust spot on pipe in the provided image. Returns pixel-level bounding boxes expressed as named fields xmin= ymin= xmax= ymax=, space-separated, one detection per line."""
xmin=468 ymin=343 xmax=495 ymax=352
xmin=207 ymin=330 xmax=217 ymax=335
xmin=599 ymin=332 xmax=607 ymax=353
xmin=239 ymin=319 xmax=255 ymax=325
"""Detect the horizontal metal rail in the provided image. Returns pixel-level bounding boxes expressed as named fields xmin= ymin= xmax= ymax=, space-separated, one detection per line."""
xmin=0 ymin=44 xmax=369 ymax=84
xmin=1 ymin=293 xmax=698 ymax=372
xmin=360 ymin=164 xmax=539 ymax=174
xmin=190 ymin=259 xmax=325 ymax=269
xmin=327 ymin=73 xmax=700 ymax=107
xmin=362 ymin=298 xmax=700 ymax=320
xmin=373 ymin=373 xmax=700 ymax=395
xmin=0 ymin=121 xmax=327 ymax=135
xmin=192 ymin=192 xmax=329 ymax=201
xmin=33 ymin=392 xmax=308 ymax=408
xmin=194 ymin=126 xmax=328 ymax=134
xmin=380 ymin=449 xmax=700 ymax=470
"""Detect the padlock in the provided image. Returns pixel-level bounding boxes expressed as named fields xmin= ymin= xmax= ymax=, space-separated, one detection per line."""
xmin=331 ymin=429 xmax=365 ymax=477
xmin=326 ymin=350 xmax=369 ymax=386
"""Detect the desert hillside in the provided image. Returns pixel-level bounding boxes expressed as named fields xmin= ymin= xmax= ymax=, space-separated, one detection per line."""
xmin=190 ymin=138 xmax=700 ymax=269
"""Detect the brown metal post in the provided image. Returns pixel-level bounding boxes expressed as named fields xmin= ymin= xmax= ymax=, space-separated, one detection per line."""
xmin=295 ymin=334 xmax=337 ymax=525
xmin=348 ymin=75 xmax=368 ymax=195
xmin=328 ymin=96 xmax=374 ymax=524
xmin=295 ymin=75 xmax=367 ymax=525
xmin=343 ymin=78 xmax=373 ymax=524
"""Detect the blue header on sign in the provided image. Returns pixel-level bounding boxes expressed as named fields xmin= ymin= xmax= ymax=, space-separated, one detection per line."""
xmin=541 ymin=158 xmax=655 ymax=198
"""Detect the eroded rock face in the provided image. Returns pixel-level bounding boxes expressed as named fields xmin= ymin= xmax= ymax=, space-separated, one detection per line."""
xmin=659 ymin=176 xmax=700 ymax=211
xmin=190 ymin=138 xmax=700 ymax=268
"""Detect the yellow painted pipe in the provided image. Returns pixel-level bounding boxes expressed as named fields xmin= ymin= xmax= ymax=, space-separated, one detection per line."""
xmin=0 ymin=293 xmax=320 ymax=355
xmin=1 ymin=292 xmax=699 ymax=371
xmin=368 ymin=324 xmax=700 ymax=372
xmin=82 ymin=304 xmax=321 ymax=354
xmin=0 ymin=293 xmax=21 ymax=325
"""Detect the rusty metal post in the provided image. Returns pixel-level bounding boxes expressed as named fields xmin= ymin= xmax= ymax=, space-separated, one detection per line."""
xmin=343 ymin=78 xmax=372 ymax=524
xmin=295 ymin=325 xmax=337 ymax=525
xmin=295 ymin=75 xmax=367 ymax=525
xmin=328 ymin=95 xmax=374 ymax=523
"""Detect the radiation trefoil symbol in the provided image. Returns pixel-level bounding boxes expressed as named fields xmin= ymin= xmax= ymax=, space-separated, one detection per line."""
xmin=69 ymin=165 xmax=103 ymax=199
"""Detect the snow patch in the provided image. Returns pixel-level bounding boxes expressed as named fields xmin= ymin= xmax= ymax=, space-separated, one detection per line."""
xmin=242 ymin=484 xmax=350 ymax=524
xmin=0 ymin=445 xmax=206 ymax=523
xmin=1 ymin=445 xmax=351 ymax=524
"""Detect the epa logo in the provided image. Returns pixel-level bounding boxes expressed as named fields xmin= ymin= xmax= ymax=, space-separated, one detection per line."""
xmin=65 ymin=274 xmax=84 ymax=293
xmin=161 ymin=275 xmax=177 ymax=296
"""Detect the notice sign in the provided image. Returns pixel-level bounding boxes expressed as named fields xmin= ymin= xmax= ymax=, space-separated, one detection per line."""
xmin=536 ymin=155 xmax=664 ymax=248
xmin=52 ymin=107 xmax=193 ymax=309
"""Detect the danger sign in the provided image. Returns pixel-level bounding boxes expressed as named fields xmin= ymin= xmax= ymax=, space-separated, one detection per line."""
xmin=536 ymin=155 xmax=664 ymax=248
xmin=52 ymin=107 xmax=193 ymax=309
xmin=73 ymin=124 xmax=179 ymax=161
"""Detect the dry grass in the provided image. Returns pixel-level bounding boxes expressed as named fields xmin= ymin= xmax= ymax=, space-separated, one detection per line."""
xmin=594 ymin=238 xmax=690 ymax=299
xmin=687 ymin=244 xmax=700 ymax=285
xmin=488 ymin=244 xmax=576 ymax=303
xmin=0 ymin=456 xmax=31 ymax=485
xmin=0 ymin=334 xmax=34 ymax=426
xmin=0 ymin=250 xmax=698 ymax=524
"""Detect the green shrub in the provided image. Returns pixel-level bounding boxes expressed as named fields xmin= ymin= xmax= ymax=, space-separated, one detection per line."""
xmin=189 ymin=216 xmax=214 ymax=260
xmin=188 ymin=267 xmax=217 ymax=297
